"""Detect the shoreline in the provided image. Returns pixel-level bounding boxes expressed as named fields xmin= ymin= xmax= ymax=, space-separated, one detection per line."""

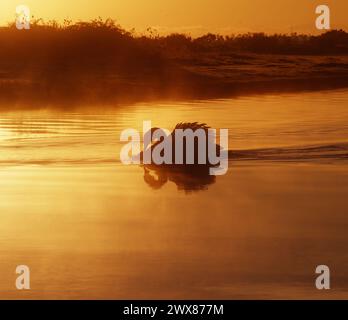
xmin=1 ymin=53 xmax=348 ymax=109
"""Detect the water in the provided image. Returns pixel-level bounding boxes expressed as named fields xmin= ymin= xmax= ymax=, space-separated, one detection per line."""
xmin=0 ymin=90 xmax=348 ymax=299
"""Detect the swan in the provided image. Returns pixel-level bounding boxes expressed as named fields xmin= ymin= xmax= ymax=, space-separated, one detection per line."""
xmin=139 ymin=122 xmax=222 ymax=171
xmin=139 ymin=122 xmax=222 ymax=192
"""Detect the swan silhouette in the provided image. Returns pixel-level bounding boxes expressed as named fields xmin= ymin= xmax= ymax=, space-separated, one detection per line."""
xmin=139 ymin=122 xmax=222 ymax=193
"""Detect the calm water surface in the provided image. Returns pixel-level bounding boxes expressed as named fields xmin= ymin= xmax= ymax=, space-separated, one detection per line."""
xmin=0 ymin=90 xmax=348 ymax=299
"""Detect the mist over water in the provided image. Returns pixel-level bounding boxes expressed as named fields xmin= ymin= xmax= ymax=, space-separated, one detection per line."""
xmin=1 ymin=89 xmax=348 ymax=165
xmin=1 ymin=90 xmax=348 ymax=299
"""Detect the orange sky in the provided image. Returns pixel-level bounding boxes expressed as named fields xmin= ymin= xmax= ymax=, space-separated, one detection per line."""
xmin=1 ymin=0 xmax=347 ymax=35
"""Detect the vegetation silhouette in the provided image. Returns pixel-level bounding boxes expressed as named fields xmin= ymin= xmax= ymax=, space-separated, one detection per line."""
xmin=1 ymin=19 xmax=348 ymax=107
